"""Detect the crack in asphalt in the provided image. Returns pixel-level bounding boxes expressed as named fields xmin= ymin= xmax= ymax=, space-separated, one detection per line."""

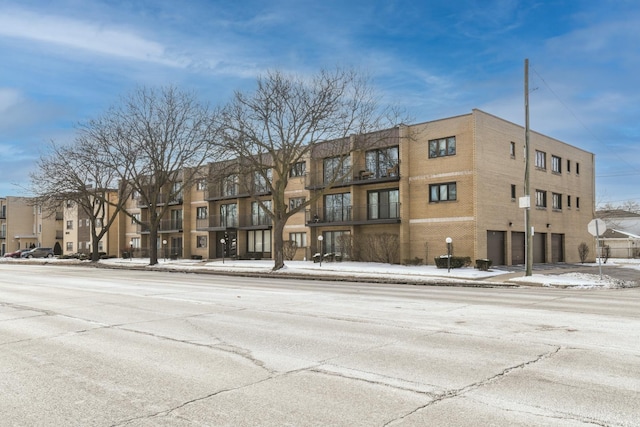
xmin=382 ymin=345 xmax=563 ymax=426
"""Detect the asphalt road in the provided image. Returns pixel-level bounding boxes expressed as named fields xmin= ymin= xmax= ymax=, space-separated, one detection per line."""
xmin=1 ymin=264 xmax=639 ymax=426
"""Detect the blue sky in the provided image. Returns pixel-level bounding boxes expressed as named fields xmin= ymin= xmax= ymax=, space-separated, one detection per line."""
xmin=1 ymin=0 xmax=638 ymax=207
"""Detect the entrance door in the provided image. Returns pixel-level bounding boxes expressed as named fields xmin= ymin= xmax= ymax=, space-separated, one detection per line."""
xmin=511 ymin=232 xmax=525 ymax=265
xmin=486 ymin=231 xmax=505 ymax=266
xmin=551 ymin=233 xmax=564 ymax=263
xmin=171 ymin=237 xmax=183 ymax=258
xmin=533 ymin=232 xmax=546 ymax=263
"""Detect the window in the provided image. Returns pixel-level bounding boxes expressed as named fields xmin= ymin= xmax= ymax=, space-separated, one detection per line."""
xmin=78 ymin=219 xmax=82 ymax=228
xmin=196 ymin=206 xmax=208 ymax=219
xmin=289 ymin=162 xmax=306 ymax=177
xmin=429 ymin=136 xmax=456 ymax=158
xmin=510 ymin=141 xmax=516 ymax=158
xmin=576 ymin=162 xmax=580 ymax=175
xmin=289 ymin=197 xmax=305 ymax=212
xmin=220 ymin=203 xmax=238 ymax=227
xmin=324 ymin=193 xmax=351 ymax=222
xmin=511 ymin=184 xmax=516 ymax=200
xmin=535 ymin=190 xmax=547 ymax=208
xmin=365 ymin=146 xmax=399 ymax=178
xmin=248 ymin=230 xmax=271 ymax=253
xmin=251 ymin=201 xmax=272 ymax=226
xmin=98 ymin=241 xmax=104 ymax=251
xmin=196 ymin=180 xmax=207 ymax=191
xmin=197 ymin=236 xmax=207 ymax=248
xmin=170 ymin=209 xmax=183 ymax=230
xmin=535 ymin=150 xmax=546 ymax=169
xmin=254 ymin=169 xmax=272 ymax=193
xmin=66 ymin=200 xmax=74 ymax=208
xmin=551 ymin=155 xmax=562 ymax=173
xmin=223 ymin=174 xmax=238 ymax=197
xmin=576 ymin=197 xmax=580 ymax=209
xmin=567 ymin=160 xmax=571 ymax=173
xmin=289 ymin=232 xmax=307 ymax=248
xmin=322 ymin=230 xmax=350 ymax=255
xmin=131 ymin=237 xmax=140 ymax=249
xmin=131 ymin=213 xmax=141 ymax=224
xmin=567 ymin=195 xmax=572 ymax=208
xmin=38 ymin=224 xmax=42 ymax=233
xmin=96 ymin=219 xmax=103 ymax=228
xmin=66 ymin=242 xmax=73 ymax=251
xmin=368 ymin=189 xmax=399 ymax=220
xmin=429 ymin=183 xmax=457 ymax=202
xmin=86 ymin=219 xmax=90 ymax=227
xmin=323 ymin=156 xmax=351 ymax=183
xmin=552 ymin=193 xmax=562 ymax=210
xmin=66 ymin=220 xmax=73 ymax=230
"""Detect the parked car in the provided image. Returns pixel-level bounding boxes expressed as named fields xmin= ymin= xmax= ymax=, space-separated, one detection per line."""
xmin=3 ymin=248 xmax=32 ymax=258
xmin=21 ymin=247 xmax=55 ymax=258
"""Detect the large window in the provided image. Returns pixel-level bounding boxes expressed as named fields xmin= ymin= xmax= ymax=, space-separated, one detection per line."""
xmin=251 ymin=201 xmax=272 ymax=226
xmin=552 ymin=192 xmax=562 ymax=210
xmin=551 ymin=155 xmax=562 ymax=173
xmin=322 ymin=230 xmax=350 ymax=255
xmin=220 ymin=203 xmax=238 ymax=228
xmin=535 ymin=189 xmax=547 ymax=208
xmin=429 ymin=183 xmax=457 ymax=202
xmin=324 ymin=193 xmax=351 ymax=222
xmin=535 ymin=150 xmax=546 ymax=169
xmin=66 ymin=220 xmax=73 ymax=230
xmin=429 ymin=136 xmax=456 ymax=158
xmin=365 ymin=146 xmax=399 ymax=178
xmin=196 ymin=236 xmax=207 ymax=248
xmin=248 ymin=230 xmax=271 ymax=253
xmin=323 ymin=156 xmax=351 ymax=184
xmin=170 ymin=209 xmax=183 ymax=230
xmin=368 ymin=189 xmax=399 ymax=220
xmin=223 ymin=174 xmax=238 ymax=197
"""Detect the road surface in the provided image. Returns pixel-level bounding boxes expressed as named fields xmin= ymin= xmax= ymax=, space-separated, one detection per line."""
xmin=1 ymin=264 xmax=639 ymax=426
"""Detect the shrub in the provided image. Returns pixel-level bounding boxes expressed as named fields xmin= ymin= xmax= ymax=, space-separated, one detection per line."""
xmin=434 ymin=256 xmax=471 ymax=269
xmin=578 ymin=242 xmax=589 ymax=264
xmin=475 ymin=259 xmax=492 ymax=271
xmin=403 ymin=257 xmax=424 ymax=266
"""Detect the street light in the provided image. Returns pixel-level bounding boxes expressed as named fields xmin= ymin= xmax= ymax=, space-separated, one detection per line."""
xmin=162 ymin=239 xmax=167 ymax=261
xmin=445 ymin=237 xmax=453 ymax=273
xmin=129 ymin=240 xmax=133 ymax=261
xmin=317 ymin=235 xmax=324 ymax=267
xmin=220 ymin=238 xmax=226 ymax=264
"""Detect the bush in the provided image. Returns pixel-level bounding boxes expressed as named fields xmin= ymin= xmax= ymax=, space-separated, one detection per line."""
xmin=434 ymin=256 xmax=471 ymax=269
xmin=578 ymin=242 xmax=589 ymax=263
xmin=475 ymin=259 xmax=492 ymax=271
xmin=403 ymin=257 xmax=424 ymax=266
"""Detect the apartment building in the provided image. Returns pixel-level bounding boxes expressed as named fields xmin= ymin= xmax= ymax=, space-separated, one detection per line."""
xmin=121 ymin=109 xmax=595 ymax=266
xmin=0 ymin=196 xmax=63 ymax=255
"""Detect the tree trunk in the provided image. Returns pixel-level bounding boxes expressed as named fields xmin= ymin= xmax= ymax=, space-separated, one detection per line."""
xmin=149 ymin=224 xmax=159 ymax=265
xmin=91 ymin=232 xmax=101 ymax=262
xmin=272 ymin=218 xmax=286 ymax=271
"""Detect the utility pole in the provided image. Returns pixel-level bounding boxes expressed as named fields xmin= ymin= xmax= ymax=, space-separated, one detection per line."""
xmin=524 ymin=59 xmax=533 ymax=276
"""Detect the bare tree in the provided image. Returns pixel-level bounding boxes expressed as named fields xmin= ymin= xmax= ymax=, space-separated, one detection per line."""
xmin=85 ymin=86 xmax=222 ymax=265
xmin=29 ymin=138 xmax=130 ymax=261
xmin=217 ymin=68 xmax=406 ymax=270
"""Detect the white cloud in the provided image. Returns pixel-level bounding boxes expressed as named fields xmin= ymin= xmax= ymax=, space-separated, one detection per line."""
xmin=0 ymin=7 xmax=187 ymax=67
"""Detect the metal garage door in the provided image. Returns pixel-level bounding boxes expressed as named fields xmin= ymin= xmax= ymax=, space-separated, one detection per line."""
xmin=551 ymin=233 xmax=564 ymax=263
xmin=533 ymin=232 xmax=546 ymax=263
xmin=511 ymin=232 xmax=525 ymax=265
xmin=487 ymin=230 xmax=505 ymax=266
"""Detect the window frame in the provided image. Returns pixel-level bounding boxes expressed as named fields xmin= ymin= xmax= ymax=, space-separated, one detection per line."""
xmin=428 ymin=136 xmax=456 ymax=159
xmin=535 ymin=189 xmax=547 ymax=208
xmin=551 ymin=155 xmax=562 ymax=173
xmin=429 ymin=182 xmax=457 ymax=202
xmin=289 ymin=161 xmax=306 ymax=178
xmin=535 ymin=150 xmax=547 ymax=169
xmin=367 ymin=188 xmax=399 ymax=220
xmin=552 ymin=192 xmax=562 ymax=210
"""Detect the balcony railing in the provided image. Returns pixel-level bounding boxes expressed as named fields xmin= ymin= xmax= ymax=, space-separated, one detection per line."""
xmin=305 ymin=170 xmax=352 ymax=190
xmin=195 ymin=215 xmax=239 ymax=230
xmin=136 ymin=193 xmax=183 ymax=208
xmin=137 ymin=219 xmax=183 ymax=233
xmin=306 ymin=203 xmax=400 ymax=225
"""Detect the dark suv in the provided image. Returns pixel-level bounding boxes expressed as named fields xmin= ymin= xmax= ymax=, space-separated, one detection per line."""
xmin=21 ymin=247 xmax=55 ymax=258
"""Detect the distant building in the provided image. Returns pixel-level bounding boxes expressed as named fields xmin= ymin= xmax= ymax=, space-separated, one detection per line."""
xmin=0 ymin=196 xmax=63 ymax=255
xmin=597 ymin=210 xmax=640 ymax=258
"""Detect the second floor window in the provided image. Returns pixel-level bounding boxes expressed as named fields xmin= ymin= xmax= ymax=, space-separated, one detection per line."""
xmin=254 ymin=169 xmax=272 ymax=193
xmin=535 ymin=189 xmax=547 ymax=208
xmin=196 ymin=206 xmax=208 ymax=219
xmin=223 ymin=174 xmax=238 ymax=197
xmin=552 ymin=193 xmax=562 ymax=210
xmin=289 ymin=197 xmax=305 ymax=212
xmin=323 ymin=156 xmax=351 ymax=183
xmin=196 ymin=180 xmax=207 ymax=191
xmin=368 ymin=189 xmax=399 ymax=220
xmin=251 ymin=201 xmax=272 ymax=226
xmin=324 ymin=193 xmax=351 ymax=222
xmin=220 ymin=203 xmax=238 ymax=227
xmin=131 ymin=213 xmax=141 ymax=224
xmin=66 ymin=220 xmax=73 ymax=230
xmin=430 ymin=183 xmax=457 ymax=202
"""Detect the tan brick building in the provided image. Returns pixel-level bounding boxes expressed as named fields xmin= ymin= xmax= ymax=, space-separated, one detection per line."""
xmin=0 ymin=196 xmax=63 ymax=255
xmin=120 ymin=109 xmax=595 ymax=265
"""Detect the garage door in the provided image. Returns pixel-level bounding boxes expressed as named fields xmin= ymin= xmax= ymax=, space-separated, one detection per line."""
xmin=487 ymin=230 xmax=505 ymax=266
